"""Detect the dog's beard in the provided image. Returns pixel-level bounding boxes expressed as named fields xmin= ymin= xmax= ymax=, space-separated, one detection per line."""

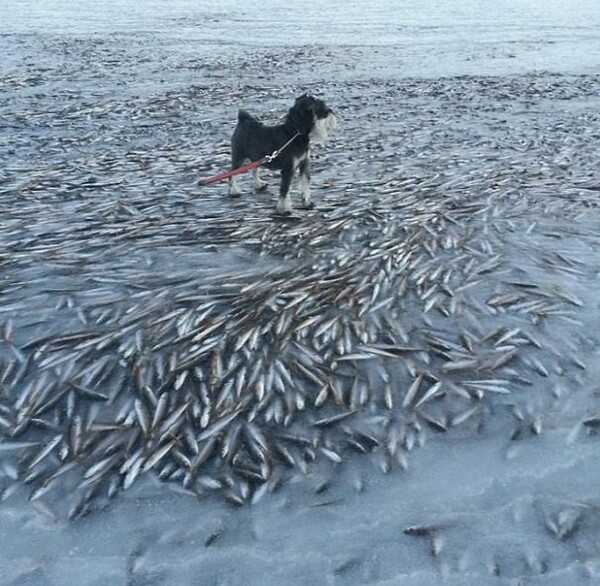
xmin=310 ymin=112 xmax=337 ymax=143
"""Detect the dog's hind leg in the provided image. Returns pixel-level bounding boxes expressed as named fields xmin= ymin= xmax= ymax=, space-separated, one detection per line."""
xmin=228 ymin=151 xmax=244 ymax=197
xmin=229 ymin=174 xmax=242 ymax=197
xmin=252 ymin=167 xmax=268 ymax=192
xmin=298 ymin=158 xmax=313 ymax=209
xmin=275 ymin=165 xmax=294 ymax=215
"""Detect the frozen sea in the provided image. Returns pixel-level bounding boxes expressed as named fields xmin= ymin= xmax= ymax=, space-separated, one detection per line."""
xmin=1 ymin=1 xmax=600 ymax=585
xmin=3 ymin=0 xmax=600 ymax=77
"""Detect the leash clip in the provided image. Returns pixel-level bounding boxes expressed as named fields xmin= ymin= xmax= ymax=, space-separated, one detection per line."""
xmin=262 ymin=132 xmax=300 ymax=165
xmin=263 ymin=149 xmax=280 ymax=164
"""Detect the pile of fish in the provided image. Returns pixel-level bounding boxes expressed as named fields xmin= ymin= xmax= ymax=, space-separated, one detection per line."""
xmin=1 ymin=59 xmax=599 ymax=518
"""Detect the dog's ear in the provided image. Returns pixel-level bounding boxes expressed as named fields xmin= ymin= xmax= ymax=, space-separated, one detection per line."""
xmin=295 ymin=93 xmax=312 ymax=105
xmin=296 ymin=94 xmax=316 ymax=115
xmin=288 ymin=95 xmax=317 ymax=135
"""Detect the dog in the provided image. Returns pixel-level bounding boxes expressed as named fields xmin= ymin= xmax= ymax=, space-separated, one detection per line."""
xmin=228 ymin=94 xmax=336 ymax=215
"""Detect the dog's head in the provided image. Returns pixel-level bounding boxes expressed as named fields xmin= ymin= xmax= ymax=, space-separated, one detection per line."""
xmin=287 ymin=94 xmax=337 ymax=143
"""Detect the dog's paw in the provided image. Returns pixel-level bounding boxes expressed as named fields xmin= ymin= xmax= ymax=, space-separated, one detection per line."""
xmin=275 ymin=205 xmax=292 ymax=216
xmin=254 ymin=181 xmax=269 ymax=192
xmin=228 ymin=190 xmax=242 ymax=198
xmin=276 ymin=199 xmax=293 ymax=215
xmin=299 ymin=201 xmax=315 ymax=210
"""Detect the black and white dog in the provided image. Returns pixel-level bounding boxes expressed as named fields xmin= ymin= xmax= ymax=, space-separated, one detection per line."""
xmin=228 ymin=94 xmax=337 ymax=215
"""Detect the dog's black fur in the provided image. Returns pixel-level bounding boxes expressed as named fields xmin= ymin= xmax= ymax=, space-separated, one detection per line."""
xmin=228 ymin=94 xmax=336 ymax=215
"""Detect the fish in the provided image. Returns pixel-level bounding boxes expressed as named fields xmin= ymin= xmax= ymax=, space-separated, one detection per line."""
xmin=2 ymin=70 xmax=594 ymax=517
xmin=313 ymin=410 xmax=358 ymax=427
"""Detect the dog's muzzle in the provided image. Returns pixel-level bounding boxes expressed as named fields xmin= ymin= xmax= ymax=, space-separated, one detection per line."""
xmin=311 ymin=111 xmax=337 ymax=143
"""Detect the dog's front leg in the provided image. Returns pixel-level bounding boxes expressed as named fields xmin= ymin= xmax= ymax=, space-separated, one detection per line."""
xmin=276 ymin=165 xmax=294 ymax=215
xmin=298 ymin=158 xmax=313 ymax=209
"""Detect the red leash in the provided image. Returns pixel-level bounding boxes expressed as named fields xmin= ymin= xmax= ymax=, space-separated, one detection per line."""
xmin=198 ymin=132 xmax=300 ymax=186
xmin=199 ymin=159 xmax=261 ymax=185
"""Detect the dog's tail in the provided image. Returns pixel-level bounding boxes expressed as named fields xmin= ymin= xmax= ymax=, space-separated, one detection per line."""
xmin=237 ymin=110 xmax=259 ymax=125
